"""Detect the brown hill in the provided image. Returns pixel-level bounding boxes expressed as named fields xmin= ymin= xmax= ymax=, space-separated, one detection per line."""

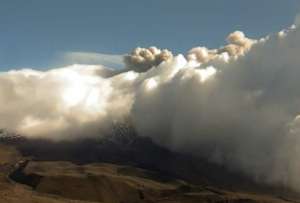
xmin=0 ymin=126 xmax=299 ymax=202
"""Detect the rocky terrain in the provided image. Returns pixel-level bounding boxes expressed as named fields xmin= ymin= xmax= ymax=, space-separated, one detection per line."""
xmin=0 ymin=127 xmax=299 ymax=203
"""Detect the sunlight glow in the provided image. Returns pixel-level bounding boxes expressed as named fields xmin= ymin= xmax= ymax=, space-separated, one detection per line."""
xmin=60 ymin=68 xmax=110 ymax=114
xmin=124 ymin=71 xmax=138 ymax=81
xmin=145 ymin=78 xmax=158 ymax=90
xmin=196 ymin=66 xmax=217 ymax=82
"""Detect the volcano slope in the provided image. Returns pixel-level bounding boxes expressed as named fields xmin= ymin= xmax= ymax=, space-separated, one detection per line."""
xmin=0 ymin=129 xmax=299 ymax=203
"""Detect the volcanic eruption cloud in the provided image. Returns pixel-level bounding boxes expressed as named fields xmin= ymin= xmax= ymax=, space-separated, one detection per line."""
xmin=2 ymin=21 xmax=300 ymax=190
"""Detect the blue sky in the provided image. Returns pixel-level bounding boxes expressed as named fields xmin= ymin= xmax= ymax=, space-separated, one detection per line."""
xmin=0 ymin=0 xmax=299 ymax=70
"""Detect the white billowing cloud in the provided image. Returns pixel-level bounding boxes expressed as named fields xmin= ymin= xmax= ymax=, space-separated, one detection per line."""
xmin=130 ymin=25 xmax=300 ymax=191
xmin=1 ymin=24 xmax=300 ymax=191
xmin=0 ymin=64 xmax=133 ymax=139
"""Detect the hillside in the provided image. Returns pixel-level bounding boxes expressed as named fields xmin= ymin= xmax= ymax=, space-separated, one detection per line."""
xmin=0 ymin=129 xmax=299 ymax=202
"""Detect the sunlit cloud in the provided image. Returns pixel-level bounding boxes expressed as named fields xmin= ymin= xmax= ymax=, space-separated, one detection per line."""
xmin=1 ymin=22 xmax=300 ymax=192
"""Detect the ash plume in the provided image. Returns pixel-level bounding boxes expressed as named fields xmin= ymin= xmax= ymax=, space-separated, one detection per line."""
xmin=124 ymin=46 xmax=173 ymax=72
xmin=1 ymin=19 xmax=300 ymax=191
